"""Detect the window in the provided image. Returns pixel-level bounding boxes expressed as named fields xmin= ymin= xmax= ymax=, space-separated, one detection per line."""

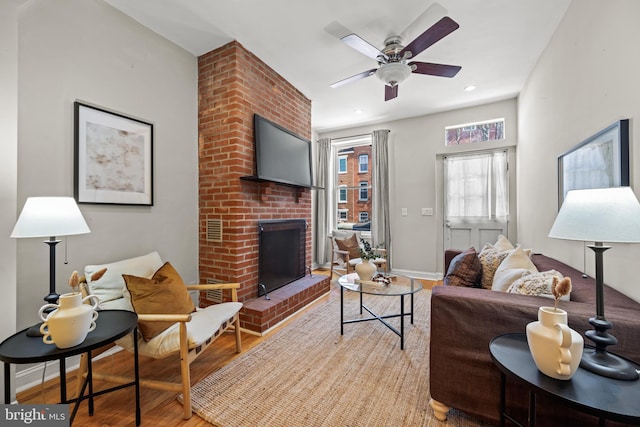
xmin=338 ymin=155 xmax=347 ymax=174
xmin=331 ymin=136 xmax=373 ymax=229
xmin=338 ymin=185 xmax=347 ymax=203
xmin=359 ymin=181 xmax=368 ymax=201
xmin=444 ymin=151 xmax=508 ymax=219
xmin=445 ymin=118 xmax=505 ymax=146
xmin=358 ymin=154 xmax=368 ymax=173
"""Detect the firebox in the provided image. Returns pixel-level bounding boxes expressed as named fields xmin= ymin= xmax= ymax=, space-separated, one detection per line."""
xmin=258 ymin=219 xmax=306 ymax=297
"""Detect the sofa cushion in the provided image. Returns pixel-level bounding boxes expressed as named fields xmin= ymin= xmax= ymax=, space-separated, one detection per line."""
xmin=335 ymin=233 xmax=361 ymax=259
xmin=478 ymin=244 xmax=512 ymax=289
xmin=444 ymin=247 xmax=482 ymax=288
xmin=85 ymin=251 xmax=163 ymax=304
xmin=492 ymin=245 xmax=538 ymax=292
xmin=123 ymin=262 xmax=196 ymax=341
xmin=506 ymin=270 xmax=570 ymax=301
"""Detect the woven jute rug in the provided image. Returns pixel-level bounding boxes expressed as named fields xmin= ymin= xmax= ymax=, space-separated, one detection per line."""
xmin=183 ymin=285 xmax=489 ymax=427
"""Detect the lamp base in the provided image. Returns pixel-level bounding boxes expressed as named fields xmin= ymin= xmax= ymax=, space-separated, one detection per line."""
xmin=580 ymin=347 xmax=639 ymax=381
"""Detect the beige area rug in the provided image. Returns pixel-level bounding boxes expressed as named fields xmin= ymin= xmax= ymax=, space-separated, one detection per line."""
xmin=184 ymin=284 xmax=491 ymax=427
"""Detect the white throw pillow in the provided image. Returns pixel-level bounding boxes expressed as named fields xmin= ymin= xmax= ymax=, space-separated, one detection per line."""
xmin=85 ymin=251 xmax=163 ymax=304
xmin=492 ymin=245 xmax=538 ymax=292
xmin=507 ymin=270 xmax=571 ymax=301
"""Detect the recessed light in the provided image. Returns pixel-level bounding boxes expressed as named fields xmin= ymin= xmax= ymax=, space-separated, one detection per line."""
xmin=464 ymin=85 xmax=476 ymax=92
xmin=354 ymin=109 xmax=364 ymax=114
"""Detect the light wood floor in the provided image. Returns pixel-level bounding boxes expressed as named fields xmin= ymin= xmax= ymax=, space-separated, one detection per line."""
xmin=16 ymin=270 xmax=439 ymax=426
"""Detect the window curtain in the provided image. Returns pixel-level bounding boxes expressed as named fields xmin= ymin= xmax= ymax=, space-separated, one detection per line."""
xmin=372 ymin=129 xmax=391 ymax=267
xmin=313 ymin=137 xmax=332 ymax=266
xmin=444 ymin=150 xmax=508 ymax=220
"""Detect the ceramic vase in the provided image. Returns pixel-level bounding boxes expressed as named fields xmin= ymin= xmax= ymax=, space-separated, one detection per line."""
xmin=355 ymin=260 xmax=377 ymax=281
xmin=526 ymin=306 xmax=583 ymax=380
xmin=39 ymin=292 xmax=100 ymax=349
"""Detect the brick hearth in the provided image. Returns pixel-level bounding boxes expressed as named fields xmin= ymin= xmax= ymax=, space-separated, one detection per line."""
xmin=197 ymin=40 xmax=326 ymax=333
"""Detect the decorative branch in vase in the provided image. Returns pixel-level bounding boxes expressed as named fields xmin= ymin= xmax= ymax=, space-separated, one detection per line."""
xmin=551 ymin=276 xmax=572 ymax=311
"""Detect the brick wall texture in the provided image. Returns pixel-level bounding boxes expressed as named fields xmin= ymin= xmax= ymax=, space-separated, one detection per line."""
xmin=198 ymin=41 xmax=313 ymax=304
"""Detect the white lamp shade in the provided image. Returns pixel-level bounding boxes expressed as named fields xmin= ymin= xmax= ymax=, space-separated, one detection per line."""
xmin=11 ymin=197 xmax=90 ymax=238
xmin=549 ymin=187 xmax=640 ymax=243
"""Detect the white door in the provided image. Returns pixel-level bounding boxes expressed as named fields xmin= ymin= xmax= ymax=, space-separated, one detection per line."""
xmin=443 ymin=150 xmax=509 ymax=251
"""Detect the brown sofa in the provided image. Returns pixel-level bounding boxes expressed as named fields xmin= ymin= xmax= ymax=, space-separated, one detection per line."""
xmin=429 ymin=250 xmax=640 ymax=426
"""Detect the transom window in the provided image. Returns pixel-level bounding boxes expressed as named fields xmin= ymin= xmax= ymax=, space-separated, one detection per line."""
xmin=445 ymin=118 xmax=505 ymax=146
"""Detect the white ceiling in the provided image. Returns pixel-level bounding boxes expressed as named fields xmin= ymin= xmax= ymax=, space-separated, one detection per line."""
xmin=105 ymin=0 xmax=571 ymax=133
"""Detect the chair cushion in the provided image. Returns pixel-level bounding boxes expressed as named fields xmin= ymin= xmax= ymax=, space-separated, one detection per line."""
xmin=335 ymin=233 xmax=361 ymax=259
xmin=116 ymin=302 xmax=243 ymax=359
xmin=85 ymin=252 xmax=163 ymax=304
xmin=123 ymin=262 xmax=196 ymax=341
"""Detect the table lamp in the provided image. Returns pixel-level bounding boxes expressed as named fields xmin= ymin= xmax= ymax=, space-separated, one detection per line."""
xmin=549 ymin=187 xmax=640 ymax=380
xmin=10 ymin=197 xmax=91 ymax=335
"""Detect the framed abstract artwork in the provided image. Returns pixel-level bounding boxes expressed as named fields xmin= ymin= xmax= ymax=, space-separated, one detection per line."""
xmin=74 ymin=101 xmax=154 ymax=205
xmin=557 ymin=119 xmax=629 ymax=208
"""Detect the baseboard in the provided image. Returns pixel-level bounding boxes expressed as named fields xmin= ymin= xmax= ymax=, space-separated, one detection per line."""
xmin=15 ymin=345 xmax=124 ymax=397
xmin=391 ymin=268 xmax=443 ymax=281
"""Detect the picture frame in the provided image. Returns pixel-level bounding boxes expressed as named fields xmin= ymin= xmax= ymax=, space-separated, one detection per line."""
xmin=557 ymin=119 xmax=629 ymax=208
xmin=74 ymin=101 xmax=154 ymax=206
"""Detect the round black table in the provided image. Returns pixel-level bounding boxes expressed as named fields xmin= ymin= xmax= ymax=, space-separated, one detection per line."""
xmin=490 ymin=333 xmax=640 ymax=426
xmin=0 ymin=310 xmax=140 ymax=426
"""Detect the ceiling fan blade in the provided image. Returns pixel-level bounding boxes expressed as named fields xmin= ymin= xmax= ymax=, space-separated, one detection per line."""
xmin=385 ymin=85 xmax=398 ymax=101
xmin=410 ymin=61 xmax=461 ymax=78
xmin=330 ymin=68 xmax=377 ymax=88
xmin=341 ymin=33 xmax=387 ymax=60
xmin=400 ymin=16 xmax=459 ymax=59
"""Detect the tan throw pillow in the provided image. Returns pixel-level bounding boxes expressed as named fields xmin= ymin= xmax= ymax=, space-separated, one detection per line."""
xmin=494 ymin=235 xmax=515 ymax=251
xmin=477 ymin=243 xmax=511 ymax=290
xmin=123 ymin=262 xmax=196 ymax=341
xmin=492 ymin=245 xmax=538 ymax=292
xmin=334 ymin=233 xmax=361 ymax=259
xmin=444 ymin=247 xmax=482 ymax=287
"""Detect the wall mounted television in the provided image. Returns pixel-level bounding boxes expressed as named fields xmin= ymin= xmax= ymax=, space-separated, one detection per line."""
xmin=242 ymin=114 xmax=313 ymax=188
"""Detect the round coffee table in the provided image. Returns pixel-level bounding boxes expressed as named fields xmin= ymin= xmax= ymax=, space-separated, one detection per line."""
xmin=337 ymin=272 xmax=422 ymax=349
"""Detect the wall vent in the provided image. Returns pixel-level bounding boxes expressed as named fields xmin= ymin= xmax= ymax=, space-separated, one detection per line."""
xmin=206 ymin=219 xmax=223 ymax=242
xmin=205 ymin=279 xmax=223 ymax=303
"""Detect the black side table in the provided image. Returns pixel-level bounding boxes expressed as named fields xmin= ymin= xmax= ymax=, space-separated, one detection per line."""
xmin=490 ymin=333 xmax=640 ymax=427
xmin=0 ymin=310 xmax=140 ymax=426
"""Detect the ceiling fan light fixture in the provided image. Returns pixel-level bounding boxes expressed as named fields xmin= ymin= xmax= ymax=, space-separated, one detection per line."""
xmin=376 ymin=62 xmax=411 ymax=86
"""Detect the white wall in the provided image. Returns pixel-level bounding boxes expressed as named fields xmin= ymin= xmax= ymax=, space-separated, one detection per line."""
xmin=518 ymin=0 xmax=640 ymax=302
xmin=16 ymin=0 xmax=199 ymax=330
xmin=0 ymin=0 xmax=22 ymax=403
xmin=319 ymin=98 xmax=517 ymax=277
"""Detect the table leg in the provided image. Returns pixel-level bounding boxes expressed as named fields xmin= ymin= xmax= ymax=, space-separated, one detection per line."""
xmin=88 ymin=351 xmax=94 ymax=416
xmin=400 ymin=295 xmax=405 ymax=350
xmin=4 ymin=363 xmax=9 ymax=404
xmin=528 ymin=390 xmax=536 ymax=427
xmin=134 ymin=326 xmax=141 ymax=426
xmin=59 ymin=359 xmax=66 ymax=403
xmin=359 ymin=289 xmax=363 ymax=314
xmin=410 ymin=290 xmax=414 ymax=324
xmin=340 ymin=286 xmax=344 ymax=335
xmin=499 ymin=371 xmax=506 ymax=427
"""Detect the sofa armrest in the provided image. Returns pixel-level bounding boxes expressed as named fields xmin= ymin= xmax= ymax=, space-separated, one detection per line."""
xmin=429 ymin=285 xmax=640 ymax=425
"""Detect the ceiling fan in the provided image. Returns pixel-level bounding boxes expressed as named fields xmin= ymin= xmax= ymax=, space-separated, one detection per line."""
xmin=330 ymin=16 xmax=462 ymax=101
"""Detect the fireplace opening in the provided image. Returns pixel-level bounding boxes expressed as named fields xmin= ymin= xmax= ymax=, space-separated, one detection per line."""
xmin=258 ymin=219 xmax=306 ymax=297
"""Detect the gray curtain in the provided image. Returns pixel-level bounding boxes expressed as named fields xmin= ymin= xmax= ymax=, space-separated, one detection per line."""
xmin=372 ymin=130 xmax=391 ymax=268
xmin=313 ymin=137 xmax=331 ymax=266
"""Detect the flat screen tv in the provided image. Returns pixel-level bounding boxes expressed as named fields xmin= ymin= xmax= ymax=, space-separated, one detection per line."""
xmin=252 ymin=114 xmax=312 ymax=188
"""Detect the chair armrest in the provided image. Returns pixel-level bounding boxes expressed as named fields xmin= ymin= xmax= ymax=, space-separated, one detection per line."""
xmin=185 ymin=283 xmax=240 ymax=291
xmin=333 ymin=249 xmax=349 ymax=256
xmin=136 ymin=313 xmax=192 ymax=322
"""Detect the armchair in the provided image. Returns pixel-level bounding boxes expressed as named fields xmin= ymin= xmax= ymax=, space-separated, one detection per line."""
xmin=329 ymin=230 xmax=387 ymax=278
xmin=77 ymin=252 xmax=242 ymax=419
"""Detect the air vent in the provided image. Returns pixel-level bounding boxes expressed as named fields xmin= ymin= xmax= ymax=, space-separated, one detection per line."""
xmin=205 ymin=279 xmax=223 ymax=303
xmin=206 ymin=219 xmax=223 ymax=242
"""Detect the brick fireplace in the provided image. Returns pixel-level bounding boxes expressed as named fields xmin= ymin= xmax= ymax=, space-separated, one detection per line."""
xmin=197 ymin=41 xmax=329 ymax=334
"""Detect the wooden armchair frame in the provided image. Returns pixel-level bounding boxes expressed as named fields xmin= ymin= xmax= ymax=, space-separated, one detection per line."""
xmin=78 ymin=283 xmax=242 ymax=419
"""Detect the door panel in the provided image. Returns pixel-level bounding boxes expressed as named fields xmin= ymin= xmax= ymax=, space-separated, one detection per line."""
xmin=445 ymin=220 xmax=507 ymax=251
